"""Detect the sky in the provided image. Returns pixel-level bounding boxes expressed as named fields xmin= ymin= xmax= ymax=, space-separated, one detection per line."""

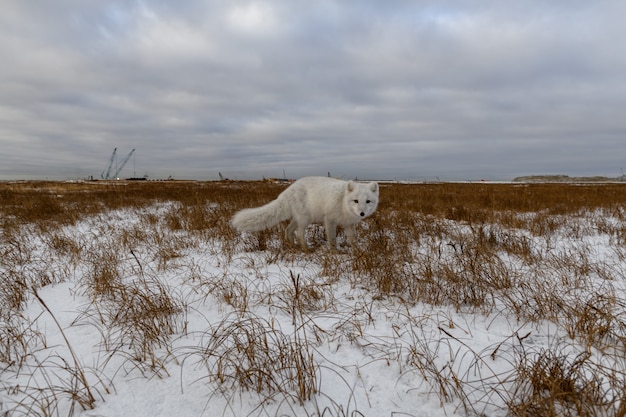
xmin=1 ymin=1 xmax=625 ymax=181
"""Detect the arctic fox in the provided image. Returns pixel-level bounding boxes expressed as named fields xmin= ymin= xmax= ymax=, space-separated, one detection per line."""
xmin=231 ymin=176 xmax=379 ymax=249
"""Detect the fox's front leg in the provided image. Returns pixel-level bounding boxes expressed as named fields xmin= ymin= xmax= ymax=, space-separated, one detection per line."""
xmin=345 ymin=224 xmax=357 ymax=247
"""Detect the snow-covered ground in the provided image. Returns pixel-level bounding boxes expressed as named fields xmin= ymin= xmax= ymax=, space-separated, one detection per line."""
xmin=2 ymin=201 xmax=626 ymax=417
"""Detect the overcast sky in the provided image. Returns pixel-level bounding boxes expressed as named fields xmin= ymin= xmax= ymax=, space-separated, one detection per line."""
xmin=1 ymin=1 xmax=625 ymax=181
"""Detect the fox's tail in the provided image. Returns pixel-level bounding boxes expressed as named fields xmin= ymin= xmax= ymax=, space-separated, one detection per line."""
xmin=231 ymin=198 xmax=290 ymax=232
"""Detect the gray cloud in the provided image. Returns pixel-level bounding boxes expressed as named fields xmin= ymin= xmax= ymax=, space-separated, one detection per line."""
xmin=1 ymin=1 xmax=625 ymax=181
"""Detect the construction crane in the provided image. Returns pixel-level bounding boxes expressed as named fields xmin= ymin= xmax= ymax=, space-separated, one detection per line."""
xmin=101 ymin=148 xmax=117 ymax=179
xmin=113 ymin=149 xmax=135 ymax=179
xmin=101 ymin=148 xmax=136 ymax=180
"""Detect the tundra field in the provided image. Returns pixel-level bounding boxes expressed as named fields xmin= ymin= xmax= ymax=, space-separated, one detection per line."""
xmin=2 ymin=180 xmax=626 ymax=417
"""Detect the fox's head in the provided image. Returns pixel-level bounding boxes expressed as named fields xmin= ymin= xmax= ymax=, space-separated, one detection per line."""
xmin=345 ymin=181 xmax=379 ymax=219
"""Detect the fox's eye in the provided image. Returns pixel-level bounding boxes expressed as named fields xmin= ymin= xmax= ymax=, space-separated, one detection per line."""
xmin=366 ymin=200 xmax=371 ymax=204
xmin=353 ymin=199 xmax=359 ymax=204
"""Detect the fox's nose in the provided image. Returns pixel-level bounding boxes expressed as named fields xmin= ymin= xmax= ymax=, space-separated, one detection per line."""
xmin=360 ymin=212 xmax=365 ymax=217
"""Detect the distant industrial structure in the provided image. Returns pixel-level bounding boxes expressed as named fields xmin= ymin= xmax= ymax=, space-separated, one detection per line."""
xmin=101 ymin=148 xmax=136 ymax=180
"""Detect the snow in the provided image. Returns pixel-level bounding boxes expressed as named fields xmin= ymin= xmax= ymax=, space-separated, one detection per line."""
xmin=2 ymin=203 xmax=626 ymax=417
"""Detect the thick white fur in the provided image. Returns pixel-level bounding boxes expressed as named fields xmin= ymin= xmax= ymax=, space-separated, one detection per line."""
xmin=231 ymin=176 xmax=379 ymax=249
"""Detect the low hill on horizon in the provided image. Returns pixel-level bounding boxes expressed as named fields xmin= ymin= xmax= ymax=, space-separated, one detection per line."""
xmin=513 ymin=174 xmax=626 ymax=183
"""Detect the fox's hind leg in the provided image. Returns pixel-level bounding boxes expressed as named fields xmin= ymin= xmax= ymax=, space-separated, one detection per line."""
xmin=286 ymin=221 xmax=298 ymax=246
xmin=324 ymin=220 xmax=338 ymax=249
xmin=295 ymin=224 xmax=308 ymax=248
xmin=286 ymin=220 xmax=308 ymax=248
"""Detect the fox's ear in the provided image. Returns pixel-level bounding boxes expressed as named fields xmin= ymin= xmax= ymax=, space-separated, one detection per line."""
xmin=368 ymin=182 xmax=379 ymax=193
xmin=347 ymin=180 xmax=355 ymax=192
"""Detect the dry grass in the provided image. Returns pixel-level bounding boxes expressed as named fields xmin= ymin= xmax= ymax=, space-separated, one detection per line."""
xmin=186 ymin=311 xmax=318 ymax=404
xmin=2 ymin=179 xmax=626 ymax=416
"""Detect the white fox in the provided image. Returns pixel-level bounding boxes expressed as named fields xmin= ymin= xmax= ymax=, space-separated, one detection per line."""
xmin=231 ymin=176 xmax=379 ymax=249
